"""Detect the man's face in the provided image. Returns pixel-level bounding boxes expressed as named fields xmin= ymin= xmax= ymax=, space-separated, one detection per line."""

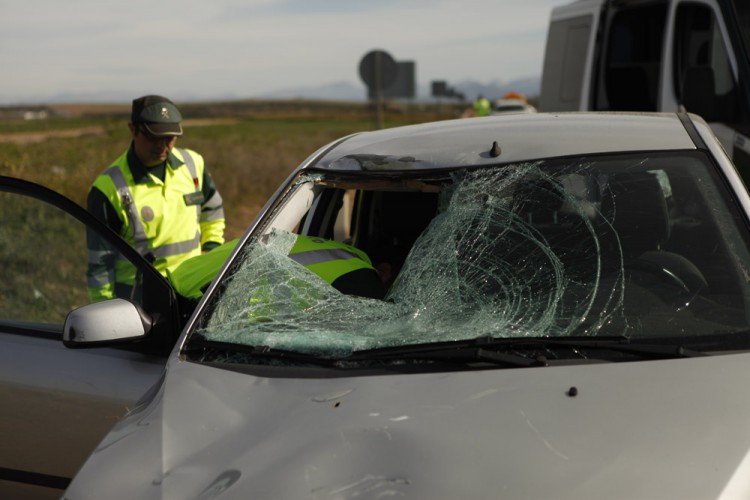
xmin=129 ymin=123 xmax=177 ymax=167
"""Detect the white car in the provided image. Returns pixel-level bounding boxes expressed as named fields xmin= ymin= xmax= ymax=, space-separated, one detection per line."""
xmin=491 ymin=97 xmax=536 ymax=115
xmin=6 ymin=111 xmax=750 ymax=499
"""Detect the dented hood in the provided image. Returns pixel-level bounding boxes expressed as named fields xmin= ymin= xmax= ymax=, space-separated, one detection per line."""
xmin=65 ymin=353 xmax=750 ymax=499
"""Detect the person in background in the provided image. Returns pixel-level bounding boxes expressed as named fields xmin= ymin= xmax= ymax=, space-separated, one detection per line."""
xmin=472 ymin=94 xmax=491 ymax=117
xmin=86 ymin=95 xmax=225 ymax=301
xmin=167 ymin=234 xmax=386 ymax=316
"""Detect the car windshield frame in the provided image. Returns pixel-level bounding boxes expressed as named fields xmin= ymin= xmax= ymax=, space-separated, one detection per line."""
xmin=185 ymin=149 xmax=750 ymax=367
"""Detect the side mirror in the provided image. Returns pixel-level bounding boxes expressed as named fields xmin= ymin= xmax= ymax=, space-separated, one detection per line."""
xmin=63 ymin=298 xmax=153 ymax=347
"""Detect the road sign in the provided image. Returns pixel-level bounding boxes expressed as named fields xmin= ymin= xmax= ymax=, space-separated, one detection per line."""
xmin=359 ymin=50 xmax=398 ymax=90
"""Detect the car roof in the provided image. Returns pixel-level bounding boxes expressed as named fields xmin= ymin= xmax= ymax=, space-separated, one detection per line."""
xmin=311 ymin=112 xmax=698 ymax=172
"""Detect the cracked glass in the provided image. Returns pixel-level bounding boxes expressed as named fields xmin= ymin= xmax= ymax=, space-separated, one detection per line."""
xmin=191 ymin=151 xmax=750 ymax=360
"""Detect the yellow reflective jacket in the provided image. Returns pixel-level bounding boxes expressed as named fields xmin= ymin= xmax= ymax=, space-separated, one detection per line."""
xmin=168 ymin=238 xmax=239 ymax=300
xmin=87 ymin=147 xmax=225 ymax=301
xmin=473 ymin=97 xmax=491 ymax=117
xmin=287 ymin=235 xmax=374 ymax=284
xmin=168 ymin=235 xmax=383 ymax=302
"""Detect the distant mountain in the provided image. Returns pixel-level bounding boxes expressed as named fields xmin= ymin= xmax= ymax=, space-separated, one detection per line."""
xmin=259 ymin=81 xmax=365 ymax=101
xmin=258 ymin=76 xmax=541 ymax=103
xmin=450 ymin=77 xmax=541 ymax=102
xmin=0 ymin=76 xmax=540 ymax=106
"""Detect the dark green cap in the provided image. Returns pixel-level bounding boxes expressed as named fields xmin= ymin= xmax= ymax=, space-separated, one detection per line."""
xmin=131 ymin=95 xmax=183 ymax=137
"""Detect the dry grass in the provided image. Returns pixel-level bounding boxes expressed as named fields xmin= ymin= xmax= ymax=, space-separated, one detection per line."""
xmin=0 ymin=100 xmax=464 ymax=320
xmin=0 ymin=100 xmax=462 ymax=239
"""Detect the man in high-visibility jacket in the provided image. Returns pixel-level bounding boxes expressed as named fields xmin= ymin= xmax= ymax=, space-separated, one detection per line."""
xmin=86 ymin=95 xmax=225 ymax=301
xmin=167 ymin=234 xmax=385 ymax=309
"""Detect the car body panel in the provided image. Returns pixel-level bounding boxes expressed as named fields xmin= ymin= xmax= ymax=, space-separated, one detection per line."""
xmin=0 ymin=314 xmax=165 ymax=496
xmin=66 ymin=353 xmax=750 ymax=499
xmin=0 ymin=176 xmax=172 ymax=494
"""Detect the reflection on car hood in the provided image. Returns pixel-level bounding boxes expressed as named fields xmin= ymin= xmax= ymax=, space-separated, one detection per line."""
xmin=65 ymin=354 xmax=750 ymax=499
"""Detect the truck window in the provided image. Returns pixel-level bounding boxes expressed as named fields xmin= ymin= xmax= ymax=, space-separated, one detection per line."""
xmin=729 ymin=0 xmax=750 ymax=61
xmin=674 ymin=3 xmax=738 ymax=123
xmin=595 ymin=3 xmax=667 ymax=111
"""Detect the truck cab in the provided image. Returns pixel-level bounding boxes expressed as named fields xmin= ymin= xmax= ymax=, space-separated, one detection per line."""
xmin=540 ymin=0 xmax=750 ymax=178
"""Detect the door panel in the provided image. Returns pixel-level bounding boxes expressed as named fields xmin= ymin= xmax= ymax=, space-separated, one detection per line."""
xmin=0 ymin=176 xmax=174 ymax=493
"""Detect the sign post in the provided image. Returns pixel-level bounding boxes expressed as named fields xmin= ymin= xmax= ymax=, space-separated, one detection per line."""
xmin=359 ymin=50 xmax=398 ymax=129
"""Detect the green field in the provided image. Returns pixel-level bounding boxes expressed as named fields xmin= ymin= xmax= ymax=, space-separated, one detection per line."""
xmin=0 ymin=100 xmax=461 ymax=239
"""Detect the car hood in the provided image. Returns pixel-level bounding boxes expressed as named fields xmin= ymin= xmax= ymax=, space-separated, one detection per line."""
xmin=65 ymin=353 xmax=750 ymax=500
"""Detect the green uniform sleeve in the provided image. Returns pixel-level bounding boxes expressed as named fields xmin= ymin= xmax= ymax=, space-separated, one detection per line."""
xmin=85 ymin=187 xmax=122 ymax=301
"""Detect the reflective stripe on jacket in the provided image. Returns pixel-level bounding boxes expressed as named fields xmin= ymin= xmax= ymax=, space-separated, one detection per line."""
xmin=167 ymin=235 xmax=378 ymax=302
xmin=287 ymin=236 xmax=374 ymax=284
xmin=87 ymin=147 xmax=225 ymax=301
xmin=245 ymin=235 xmax=382 ymax=320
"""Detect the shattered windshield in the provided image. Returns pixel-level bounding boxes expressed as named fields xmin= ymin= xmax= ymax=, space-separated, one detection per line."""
xmin=190 ymin=152 xmax=750 ymax=361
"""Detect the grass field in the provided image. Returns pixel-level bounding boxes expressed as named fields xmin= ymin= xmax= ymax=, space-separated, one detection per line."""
xmin=0 ymin=100 xmax=463 ymax=321
xmin=0 ymin=100 xmax=462 ymax=239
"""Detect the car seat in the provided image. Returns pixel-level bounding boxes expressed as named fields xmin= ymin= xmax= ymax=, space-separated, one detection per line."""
xmin=600 ymin=171 xmax=708 ymax=295
xmin=352 ymin=190 xmax=439 ymax=278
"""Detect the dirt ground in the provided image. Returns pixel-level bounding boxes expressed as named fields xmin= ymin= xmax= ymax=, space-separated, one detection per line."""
xmin=0 ymin=126 xmax=107 ymax=145
xmin=0 ymin=118 xmax=242 ymax=145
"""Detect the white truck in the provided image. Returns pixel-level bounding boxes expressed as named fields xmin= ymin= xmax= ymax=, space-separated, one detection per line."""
xmin=539 ymin=0 xmax=750 ymax=176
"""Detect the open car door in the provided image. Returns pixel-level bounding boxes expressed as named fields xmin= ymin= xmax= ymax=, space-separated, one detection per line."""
xmin=0 ymin=175 xmax=180 ymax=498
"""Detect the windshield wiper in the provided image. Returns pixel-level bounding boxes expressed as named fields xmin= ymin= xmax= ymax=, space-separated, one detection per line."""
xmin=531 ymin=336 xmax=706 ymax=359
xmin=347 ymin=338 xmax=551 ymax=367
xmin=359 ymin=345 xmax=548 ymax=367
xmin=348 ymin=335 xmax=706 ymax=365
xmin=186 ymin=334 xmax=706 ymax=369
xmin=185 ymin=335 xmax=342 ymax=367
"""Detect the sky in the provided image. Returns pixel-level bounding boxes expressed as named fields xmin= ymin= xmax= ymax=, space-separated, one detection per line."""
xmin=0 ymin=0 xmax=566 ymax=105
